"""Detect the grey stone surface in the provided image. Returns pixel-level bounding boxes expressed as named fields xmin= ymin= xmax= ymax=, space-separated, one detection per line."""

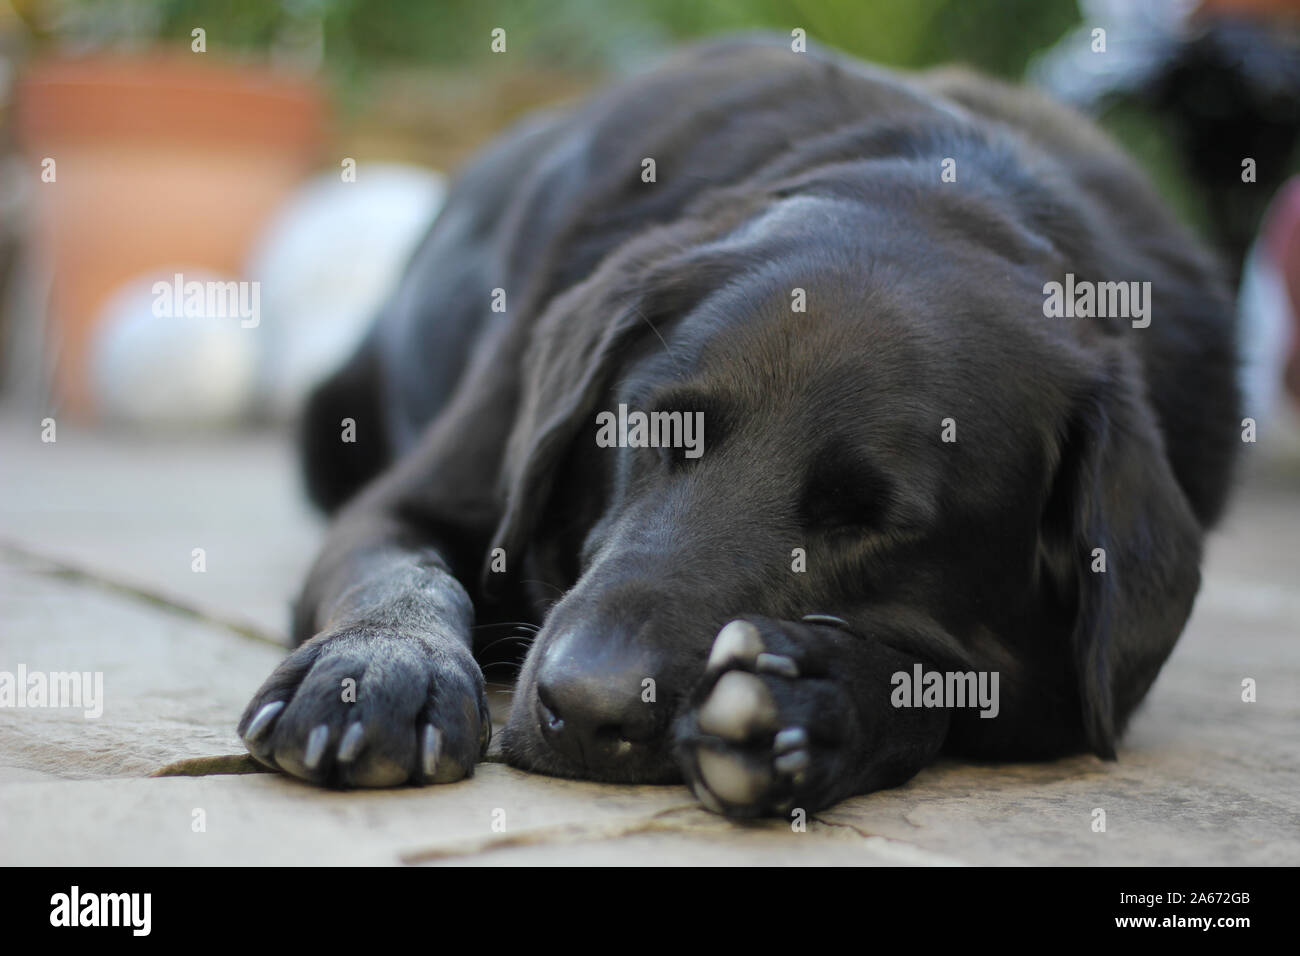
xmin=1 ymin=410 xmax=1297 ymax=864
xmin=0 ymin=416 xmax=320 ymax=639
xmin=0 ymin=550 xmax=284 ymax=780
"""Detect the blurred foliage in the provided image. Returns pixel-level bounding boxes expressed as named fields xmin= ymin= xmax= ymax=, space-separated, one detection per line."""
xmin=12 ymin=0 xmax=1084 ymax=164
xmin=27 ymin=0 xmax=1081 ymax=81
xmin=1102 ymin=100 xmax=1211 ymax=244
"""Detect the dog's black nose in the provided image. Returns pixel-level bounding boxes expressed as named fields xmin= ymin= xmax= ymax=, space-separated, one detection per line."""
xmin=534 ymin=638 xmax=667 ymax=770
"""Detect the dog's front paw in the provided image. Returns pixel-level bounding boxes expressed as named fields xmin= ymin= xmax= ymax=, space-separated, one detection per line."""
xmin=673 ymin=617 xmax=862 ymax=818
xmin=238 ymin=628 xmax=489 ymax=788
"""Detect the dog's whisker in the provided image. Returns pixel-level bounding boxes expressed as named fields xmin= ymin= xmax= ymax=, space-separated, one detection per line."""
xmin=520 ymin=579 xmax=568 ymax=600
xmin=475 ymin=634 xmax=536 ymax=659
xmin=630 ymin=303 xmax=684 ymax=375
xmin=471 ymin=621 xmax=541 ymax=632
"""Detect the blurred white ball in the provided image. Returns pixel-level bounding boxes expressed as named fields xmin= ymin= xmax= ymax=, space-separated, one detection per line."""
xmin=246 ymin=163 xmax=445 ymax=419
xmin=90 ymin=269 xmax=259 ymax=427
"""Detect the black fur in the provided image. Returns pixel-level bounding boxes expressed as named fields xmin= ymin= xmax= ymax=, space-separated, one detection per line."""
xmin=238 ymin=37 xmax=1238 ymax=815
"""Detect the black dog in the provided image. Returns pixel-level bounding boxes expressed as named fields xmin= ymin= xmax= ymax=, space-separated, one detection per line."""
xmin=238 ymin=36 xmax=1239 ymax=816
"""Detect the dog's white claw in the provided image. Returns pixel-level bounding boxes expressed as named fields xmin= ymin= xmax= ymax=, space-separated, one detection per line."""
xmin=773 ymin=726 xmax=808 ymax=754
xmin=697 ymin=750 xmax=767 ymax=806
xmin=707 ymin=620 xmax=765 ymax=671
xmin=698 ymin=671 xmax=778 ymax=741
xmin=244 ymin=701 xmax=284 ymax=743
xmin=756 ymin=653 xmax=799 ymax=678
xmin=303 ymin=724 xmax=329 ymax=770
xmin=337 ymin=722 xmax=365 ymax=763
xmin=692 ymin=781 xmax=726 ymax=815
xmin=422 ymin=724 xmax=442 ymax=779
xmin=774 ymin=749 xmax=810 ymax=776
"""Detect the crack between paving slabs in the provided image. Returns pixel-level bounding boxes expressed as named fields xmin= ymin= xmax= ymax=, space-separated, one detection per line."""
xmin=814 ymin=815 xmax=969 ymax=865
xmin=0 ymin=540 xmax=286 ymax=648
xmin=398 ymin=805 xmax=923 ymax=864
xmin=398 ymin=804 xmax=720 ymax=863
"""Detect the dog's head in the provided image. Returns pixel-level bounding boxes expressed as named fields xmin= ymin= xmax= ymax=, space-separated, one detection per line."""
xmin=492 ymin=180 xmax=1212 ymax=783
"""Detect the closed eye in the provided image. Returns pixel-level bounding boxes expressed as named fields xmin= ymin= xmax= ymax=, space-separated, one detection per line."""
xmin=801 ymin=453 xmax=895 ymax=534
xmin=638 ymin=385 xmax=730 ymax=468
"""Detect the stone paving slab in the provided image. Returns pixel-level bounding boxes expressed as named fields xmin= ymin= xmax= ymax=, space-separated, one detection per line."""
xmin=0 ymin=551 xmax=284 ymax=781
xmin=0 ymin=416 xmax=320 ymax=639
xmin=0 ymin=769 xmax=700 ymax=866
xmin=1 ymin=410 xmax=1298 ymax=865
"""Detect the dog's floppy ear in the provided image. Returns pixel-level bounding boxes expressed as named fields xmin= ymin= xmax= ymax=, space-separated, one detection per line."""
xmin=1039 ymin=352 xmax=1204 ymax=759
xmin=485 ymin=227 xmax=727 ymax=590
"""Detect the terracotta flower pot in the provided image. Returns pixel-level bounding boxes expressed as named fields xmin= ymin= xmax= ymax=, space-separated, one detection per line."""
xmin=15 ymin=53 xmax=325 ymax=417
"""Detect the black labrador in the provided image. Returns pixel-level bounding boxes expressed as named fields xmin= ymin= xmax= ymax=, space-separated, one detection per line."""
xmin=238 ymin=37 xmax=1239 ymax=816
